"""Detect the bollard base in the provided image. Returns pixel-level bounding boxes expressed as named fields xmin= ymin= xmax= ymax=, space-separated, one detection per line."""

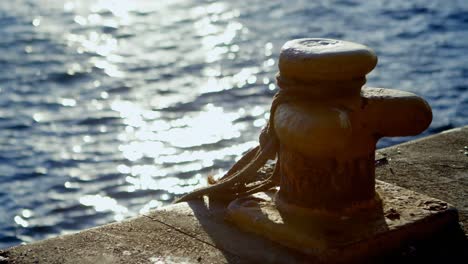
xmin=226 ymin=180 xmax=459 ymax=263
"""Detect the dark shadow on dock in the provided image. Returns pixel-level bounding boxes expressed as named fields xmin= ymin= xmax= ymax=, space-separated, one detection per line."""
xmin=187 ymin=198 xmax=309 ymax=263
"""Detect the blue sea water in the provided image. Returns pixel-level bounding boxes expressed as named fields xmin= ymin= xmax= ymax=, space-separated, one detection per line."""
xmin=0 ymin=0 xmax=467 ymax=249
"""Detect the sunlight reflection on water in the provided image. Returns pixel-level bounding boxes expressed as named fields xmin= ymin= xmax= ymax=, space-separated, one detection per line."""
xmin=63 ymin=0 xmax=257 ymax=225
xmin=79 ymin=194 xmax=128 ymax=221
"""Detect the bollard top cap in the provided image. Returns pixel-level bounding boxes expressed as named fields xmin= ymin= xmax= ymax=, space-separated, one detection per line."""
xmin=279 ymin=38 xmax=377 ymax=81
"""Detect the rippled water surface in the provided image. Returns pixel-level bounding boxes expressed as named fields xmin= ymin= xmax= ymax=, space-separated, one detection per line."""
xmin=1 ymin=0 xmax=467 ymax=248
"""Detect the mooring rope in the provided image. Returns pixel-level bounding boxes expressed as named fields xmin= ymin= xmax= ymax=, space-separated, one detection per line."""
xmin=174 ymin=76 xmax=366 ymax=203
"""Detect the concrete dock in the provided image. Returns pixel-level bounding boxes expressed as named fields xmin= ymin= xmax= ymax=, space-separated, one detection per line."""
xmin=1 ymin=126 xmax=467 ymax=263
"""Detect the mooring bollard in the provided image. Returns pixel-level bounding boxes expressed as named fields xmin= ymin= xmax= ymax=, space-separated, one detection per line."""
xmin=223 ymin=39 xmax=457 ymax=261
xmin=273 ymin=39 xmax=432 ymax=212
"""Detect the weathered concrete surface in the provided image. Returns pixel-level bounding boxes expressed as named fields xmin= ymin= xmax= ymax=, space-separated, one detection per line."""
xmin=1 ymin=126 xmax=467 ymax=263
xmin=226 ymin=181 xmax=458 ymax=263
xmin=0 ymin=212 xmax=243 ymax=264
xmin=1 ymin=199 xmax=308 ymax=264
xmin=376 ymin=126 xmax=468 ymax=235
